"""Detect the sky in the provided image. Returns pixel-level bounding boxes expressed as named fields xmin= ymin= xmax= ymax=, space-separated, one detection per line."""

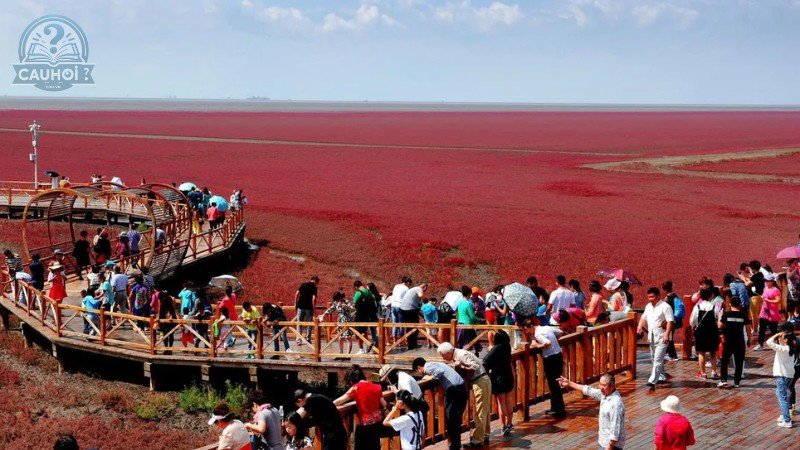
xmin=1 ymin=0 xmax=799 ymax=104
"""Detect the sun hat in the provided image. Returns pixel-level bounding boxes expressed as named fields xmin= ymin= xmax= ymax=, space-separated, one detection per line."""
xmin=207 ymin=412 xmax=233 ymax=425
xmin=49 ymin=262 xmax=63 ymax=270
xmin=53 ymin=249 xmax=63 ymax=255
xmin=604 ymin=278 xmax=621 ymax=291
xmin=764 ymin=273 xmax=776 ymax=282
xmin=377 ymin=364 xmax=397 ymax=382
xmin=660 ymin=395 xmax=681 ymax=414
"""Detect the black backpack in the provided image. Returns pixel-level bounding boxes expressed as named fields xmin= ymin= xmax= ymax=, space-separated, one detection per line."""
xmin=437 ymin=302 xmax=454 ymax=322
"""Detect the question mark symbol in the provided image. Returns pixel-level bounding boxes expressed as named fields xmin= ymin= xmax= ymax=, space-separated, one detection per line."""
xmin=44 ymin=23 xmax=65 ymax=54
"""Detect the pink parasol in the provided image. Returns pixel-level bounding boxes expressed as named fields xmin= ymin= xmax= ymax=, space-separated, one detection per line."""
xmin=597 ymin=268 xmax=642 ymax=285
xmin=776 ymin=246 xmax=800 ymax=259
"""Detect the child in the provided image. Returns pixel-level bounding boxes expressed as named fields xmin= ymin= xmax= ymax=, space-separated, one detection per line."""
xmin=181 ymin=307 xmax=194 ymax=347
xmin=383 ymin=389 xmax=428 ymax=450
xmin=81 ymin=289 xmax=101 ymax=336
xmin=421 ymin=297 xmax=439 ymax=349
xmin=320 ymin=292 xmax=356 ymax=355
xmin=284 ymin=411 xmax=313 ymax=450
xmin=766 ymin=322 xmax=797 ymax=428
xmin=241 ymin=302 xmax=261 ymax=358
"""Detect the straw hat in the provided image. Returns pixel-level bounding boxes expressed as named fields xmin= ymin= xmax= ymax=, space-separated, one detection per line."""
xmin=604 ymin=278 xmax=621 ymax=291
xmin=49 ymin=262 xmax=63 ymax=271
xmin=660 ymin=395 xmax=681 ymax=414
xmin=377 ymin=364 xmax=397 ymax=382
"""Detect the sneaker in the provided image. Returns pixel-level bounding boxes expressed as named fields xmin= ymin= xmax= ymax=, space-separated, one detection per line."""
xmin=778 ymin=420 xmax=793 ymax=428
xmin=355 ymin=349 xmax=366 ymax=355
xmin=753 ymin=345 xmax=763 ymax=351
xmin=733 ymin=384 xmax=740 ymax=388
xmin=777 ymin=416 xmax=785 ymax=423
xmin=717 ymin=381 xmax=728 ymax=388
xmin=705 ymin=361 xmax=712 ymax=368
xmin=664 ymin=355 xmax=674 ymax=361
xmin=502 ymin=425 xmax=512 ymax=437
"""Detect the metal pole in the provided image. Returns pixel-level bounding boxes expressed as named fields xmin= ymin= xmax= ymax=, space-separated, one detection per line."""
xmin=29 ymin=120 xmax=40 ymax=189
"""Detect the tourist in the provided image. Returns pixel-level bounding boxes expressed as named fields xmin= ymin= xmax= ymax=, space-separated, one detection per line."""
xmin=786 ymin=259 xmax=800 ymax=314
xmin=208 ymin=401 xmax=251 ymax=450
xmin=412 ymin=357 xmax=467 ymax=450
xmin=241 ymin=302 xmax=260 ymax=357
xmin=390 ymin=276 xmax=413 ymax=342
xmin=558 ymin=373 xmax=626 ymax=450
xmin=244 ymin=391 xmax=283 ymax=450
xmin=383 ymin=389 xmax=428 ymax=450
xmin=741 ymin=260 xmax=765 ymax=336
xmin=586 ymin=280 xmax=607 ymax=324
xmin=294 ymin=276 xmax=318 ymax=343
xmin=689 ymin=288 xmax=721 ymax=379
xmin=71 ymin=230 xmax=91 ymax=280
xmin=158 ymin=291 xmax=178 ymax=351
xmin=378 ymin=364 xmax=422 ymax=400
xmin=526 ymin=276 xmax=549 ymax=304
xmin=637 ymin=287 xmax=674 ymax=390
xmin=178 ymin=282 xmax=197 ymax=314
xmin=320 ymin=291 xmax=356 ymax=355
xmin=530 ymin=316 xmax=566 ymax=418
xmin=108 ymin=266 xmax=128 ymax=313
xmin=569 ymin=279 xmax=586 ymax=309
xmin=47 ymin=262 xmax=67 ymax=303
xmin=766 ymin=323 xmax=797 ymax=428
xmin=437 ymin=290 xmax=460 ymax=344
xmin=399 ymin=283 xmax=427 ymax=350
xmin=81 ymin=288 xmax=101 ymax=336
xmin=207 ymin=203 xmax=219 ymax=229
xmin=334 ymin=365 xmax=387 ymax=450
xmin=470 ymin=287 xmax=486 ymax=322
xmin=606 ymin=279 xmax=627 ymax=313
xmin=93 ymin=231 xmax=111 ymax=263
xmin=129 ymin=275 xmax=151 ymax=329
xmin=653 ymin=395 xmax=695 ymax=450
xmin=28 ymin=253 xmax=44 ymax=291
xmin=483 ymin=329 xmax=514 ymax=436
xmin=725 ymin=272 xmax=750 ymax=317
xmin=717 ymin=292 xmax=749 ymax=388
xmin=94 ymin=273 xmax=114 ymax=323
xmin=141 ymin=266 xmax=155 ymax=290
xmin=214 ymin=306 xmax=233 ymax=351
xmin=192 ymin=294 xmax=213 ymax=347
xmin=283 ymin=411 xmax=314 ymax=450
xmin=262 ymin=302 xmax=290 ymax=353
xmin=619 ymin=281 xmax=634 ymax=308
xmin=114 ymin=232 xmax=130 ymax=260
xmin=128 ymin=222 xmax=141 ymax=256
xmin=456 ymin=285 xmax=483 ymax=353
xmin=181 ymin=307 xmax=195 ymax=347
xmin=547 ymin=275 xmax=575 ymax=316
xmin=421 ymin=297 xmax=438 ymax=349
xmin=3 ymin=249 xmax=22 ymax=272
xmin=219 ymin=286 xmax=239 ymax=349
xmin=154 ymin=227 xmax=167 ymax=246
xmin=294 ymin=388 xmax=349 ymax=450
xmin=554 ymin=307 xmax=587 ymax=333
xmin=53 ymin=434 xmax=80 ymax=450
xmin=352 ymin=280 xmax=379 ymax=353
xmin=755 ymin=274 xmax=782 ymax=351
xmin=438 ymin=342 xmax=491 ymax=446
xmin=662 ymin=281 xmax=684 ymax=361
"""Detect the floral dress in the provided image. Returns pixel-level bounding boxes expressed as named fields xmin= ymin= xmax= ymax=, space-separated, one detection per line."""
xmin=324 ymin=301 xmax=356 ymax=338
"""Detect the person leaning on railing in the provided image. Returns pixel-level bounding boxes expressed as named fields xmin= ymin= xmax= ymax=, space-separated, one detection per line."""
xmin=333 ymin=365 xmax=387 ymax=450
xmin=412 ymin=357 xmax=467 ymax=450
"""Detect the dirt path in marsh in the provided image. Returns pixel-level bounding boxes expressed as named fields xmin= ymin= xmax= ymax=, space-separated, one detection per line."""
xmin=583 ymin=147 xmax=800 ymax=184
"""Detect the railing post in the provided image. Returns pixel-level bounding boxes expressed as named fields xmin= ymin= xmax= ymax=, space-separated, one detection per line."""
xmin=627 ymin=313 xmax=637 ymax=379
xmin=578 ymin=325 xmax=591 ymax=384
xmin=521 ymin=343 xmax=531 ymax=421
xmin=149 ymin=315 xmax=157 ymax=355
xmin=210 ymin=326 xmax=217 ymax=358
xmin=256 ymin=322 xmax=263 ymax=360
xmin=54 ymin=303 xmax=62 ymax=337
xmin=377 ymin=318 xmax=385 ymax=364
xmin=449 ymin=319 xmax=457 ymax=346
xmin=99 ymin=311 xmax=106 ymax=345
xmin=313 ymin=320 xmax=321 ymax=362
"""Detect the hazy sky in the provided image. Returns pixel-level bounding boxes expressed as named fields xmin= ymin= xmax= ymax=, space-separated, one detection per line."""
xmin=1 ymin=0 xmax=799 ymax=104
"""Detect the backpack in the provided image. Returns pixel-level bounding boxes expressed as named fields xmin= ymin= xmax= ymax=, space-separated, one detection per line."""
xmin=408 ymin=412 xmax=424 ymax=450
xmin=273 ymin=305 xmax=287 ymax=322
xmin=437 ymin=302 xmax=454 ymax=322
xmin=134 ymin=285 xmax=149 ymax=310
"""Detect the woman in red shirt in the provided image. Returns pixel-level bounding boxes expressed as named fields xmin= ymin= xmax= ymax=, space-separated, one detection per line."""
xmin=654 ymin=395 xmax=696 ymax=450
xmin=334 ymin=364 xmax=388 ymax=450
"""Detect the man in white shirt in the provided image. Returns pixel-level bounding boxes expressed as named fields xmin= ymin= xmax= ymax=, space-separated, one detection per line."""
xmin=378 ymin=364 xmax=423 ymax=400
xmin=637 ymin=287 xmax=674 ymax=390
xmin=398 ymin=283 xmax=427 ymax=350
xmin=110 ymin=266 xmax=130 ymax=313
xmin=438 ymin=343 xmax=492 ymax=446
xmin=390 ymin=276 xmax=413 ymax=341
xmin=547 ymin=275 xmax=575 ymax=317
xmin=558 ymin=373 xmax=626 ymax=449
xmin=531 ymin=318 xmax=566 ymax=418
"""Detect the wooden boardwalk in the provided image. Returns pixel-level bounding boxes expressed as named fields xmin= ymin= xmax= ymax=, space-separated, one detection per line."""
xmin=434 ymin=349 xmax=798 ymax=450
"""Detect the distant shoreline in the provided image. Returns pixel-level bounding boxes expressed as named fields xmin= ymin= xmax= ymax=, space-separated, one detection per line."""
xmin=2 ymin=96 xmax=799 ymax=113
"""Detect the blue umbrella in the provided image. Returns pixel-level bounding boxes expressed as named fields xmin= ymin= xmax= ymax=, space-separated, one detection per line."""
xmin=209 ymin=195 xmax=229 ymax=212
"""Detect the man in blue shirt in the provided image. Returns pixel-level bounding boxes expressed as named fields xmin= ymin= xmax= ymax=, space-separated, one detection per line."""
xmin=178 ymin=283 xmax=197 ymax=313
xmin=413 ymin=357 xmax=467 ymax=450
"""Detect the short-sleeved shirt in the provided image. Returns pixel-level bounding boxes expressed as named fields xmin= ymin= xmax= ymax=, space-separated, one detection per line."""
xmin=720 ymin=310 xmax=750 ymax=344
xmin=178 ymin=288 xmax=197 ymax=313
xmin=101 ymin=280 xmax=114 ymax=304
xmin=582 ymin=386 xmax=626 ymax=449
xmin=254 ymin=407 xmax=284 ymax=450
xmin=82 ymin=295 xmax=101 ymax=320
xmin=424 ymin=362 xmax=464 ymax=390
xmin=397 ymin=371 xmax=422 ymax=399
xmin=218 ymin=420 xmax=251 ymax=450
xmin=241 ymin=308 xmax=260 ymax=331
xmin=398 ymin=286 xmax=424 ymax=311
xmin=391 ymin=284 xmax=410 ymax=308
xmin=347 ymin=381 xmax=384 ymax=425
xmin=534 ymin=325 xmax=562 ymax=358
xmin=296 ymin=282 xmax=317 ymax=310
xmin=390 ymin=411 xmax=425 ymax=450
xmin=128 ymin=230 xmax=141 ymax=252
xmin=111 ymin=273 xmax=128 ymax=292
xmin=548 ymin=287 xmax=575 ymax=311
xmin=302 ymin=394 xmax=346 ymax=436
xmin=219 ymin=296 xmax=238 ymax=321
xmin=642 ymin=300 xmax=674 ymax=340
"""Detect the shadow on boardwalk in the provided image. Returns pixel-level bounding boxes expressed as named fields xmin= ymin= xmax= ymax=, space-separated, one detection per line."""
xmin=435 ymin=349 xmax=797 ymax=450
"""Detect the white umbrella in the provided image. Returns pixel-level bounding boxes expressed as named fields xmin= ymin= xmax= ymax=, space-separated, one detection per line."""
xmin=502 ymin=282 xmax=537 ymax=317
xmin=179 ymin=182 xmax=197 ymax=192
xmin=208 ymin=275 xmax=243 ymax=292
xmin=442 ymin=291 xmax=464 ymax=310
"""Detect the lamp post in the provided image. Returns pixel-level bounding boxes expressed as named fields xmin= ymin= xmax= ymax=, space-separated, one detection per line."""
xmin=28 ymin=120 xmax=40 ymax=189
